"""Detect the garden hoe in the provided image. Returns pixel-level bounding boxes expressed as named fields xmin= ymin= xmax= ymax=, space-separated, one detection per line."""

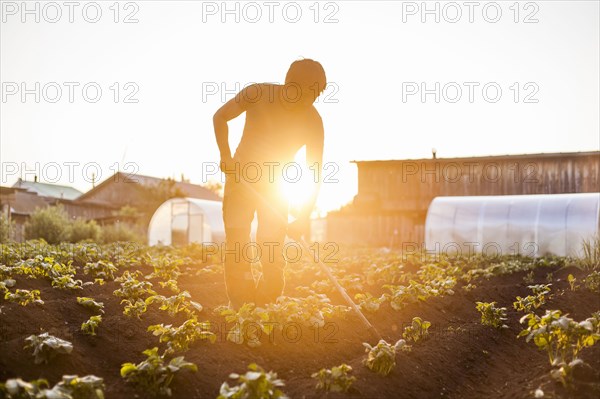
xmin=296 ymin=236 xmax=383 ymax=342
xmin=234 ymin=177 xmax=383 ymax=341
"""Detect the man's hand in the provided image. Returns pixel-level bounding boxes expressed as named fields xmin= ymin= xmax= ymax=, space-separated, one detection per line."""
xmin=287 ymin=217 xmax=310 ymax=241
xmin=220 ymin=155 xmax=237 ymax=175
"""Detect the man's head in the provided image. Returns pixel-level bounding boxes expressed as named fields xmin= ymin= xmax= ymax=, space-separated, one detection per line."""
xmin=284 ymin=58 xmax=327 ymax=108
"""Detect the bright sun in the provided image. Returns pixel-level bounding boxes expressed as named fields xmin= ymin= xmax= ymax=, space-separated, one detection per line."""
xmin=280 ymin=149 xmax=314 ymax=208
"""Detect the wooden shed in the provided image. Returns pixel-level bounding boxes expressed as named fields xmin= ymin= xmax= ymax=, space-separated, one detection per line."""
xmin=327 ymin=151 xmax=600 ymax=246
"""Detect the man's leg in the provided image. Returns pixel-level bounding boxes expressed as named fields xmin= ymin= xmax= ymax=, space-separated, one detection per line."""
xmin=222 ymin=175 xmax=256 ymax=308
xmin=255 ymin=185 xmax=289 ymax=305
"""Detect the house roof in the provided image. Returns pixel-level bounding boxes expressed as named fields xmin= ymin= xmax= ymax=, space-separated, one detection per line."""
xmin=77 ymin=172 xmax=222 ymax=203
xmin=12 ymin=178 xmax=83 ymax=200
xmin=0 ymin=186 xmax=51 ymax=215
xmin=351 ymin=151 xmax=600 ymax=164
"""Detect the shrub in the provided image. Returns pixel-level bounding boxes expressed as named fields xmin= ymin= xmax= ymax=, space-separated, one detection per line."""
xmin=101 ymin=223 xmax=144 ymax=244
xmin=0 ymin=213 xmax=14 ymax=243
xmin=24 ymin=205 xmax=71 ymax=244
xmin=69 ymin=219 xmax=101 ymax=242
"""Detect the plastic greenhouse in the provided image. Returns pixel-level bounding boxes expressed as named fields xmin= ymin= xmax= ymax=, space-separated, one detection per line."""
xmin=425 ymin=193 xmax=600 ymax=258
xmin=148 ymin=198 xmax=227 ymax=246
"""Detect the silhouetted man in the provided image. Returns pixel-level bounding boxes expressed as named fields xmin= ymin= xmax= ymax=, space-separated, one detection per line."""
xmin=213 ymin=59 xmax=326 ymax=308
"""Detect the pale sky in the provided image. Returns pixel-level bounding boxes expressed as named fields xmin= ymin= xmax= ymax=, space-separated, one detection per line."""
xmin=1 ymin=0 xmax=599 ymax=213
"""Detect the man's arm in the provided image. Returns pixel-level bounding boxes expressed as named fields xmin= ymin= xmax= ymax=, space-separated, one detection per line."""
xmin=212 ymin=84 xmax=259 ymax=166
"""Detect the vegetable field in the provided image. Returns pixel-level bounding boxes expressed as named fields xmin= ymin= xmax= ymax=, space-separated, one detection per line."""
xmin=1 ymin=241 xmax=599 ymax=398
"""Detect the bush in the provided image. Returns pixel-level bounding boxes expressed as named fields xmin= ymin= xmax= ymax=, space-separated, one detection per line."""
xmin=24 ymin=205 xmax=71 ymax=244
xmin=0 ymin=213 xmax=14 ymax=243
xmin=101 ymin=223 xmax=144 ymax=244
xmin=70 ymin=219 xmax=101 ymax=242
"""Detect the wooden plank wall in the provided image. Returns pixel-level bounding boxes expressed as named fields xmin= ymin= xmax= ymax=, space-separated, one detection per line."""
xmin=327 ymin=152 xmax=600 ymax=246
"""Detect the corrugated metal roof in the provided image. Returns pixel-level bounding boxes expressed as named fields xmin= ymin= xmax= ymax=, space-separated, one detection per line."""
xmin=12 ymin=179 xmax=83 ymax=200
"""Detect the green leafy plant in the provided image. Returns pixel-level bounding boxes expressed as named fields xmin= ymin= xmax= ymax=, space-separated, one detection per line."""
xmin=145 ymin=291 xmax=203 ymax=318
xmin=567 ymin=274 xmax=578 ymax=291
xmin=0 ymin=375 xmax=104 ymax=399
xmin=43 ymin=375 xmax=104 ymax=399
xmin=24 ymin=205 xmax=71 ymax=244
xmin=121 ymin=299 xmax=148 ymax=319
xmin=580 ymin=235 xmax=599 ymax=270
xmin=0 ymin=378 xmax=49 ymax=398
xmin=475 ymin=301 xmax=508 ymax=329
xmin=84 ymin=260 xmax=118 ymax=281
xmin=51 ymin=274 xmax=83 ymax=290
xmin=523 ymin=271 xmax=535 ymax=284
xmin=69 ymin=219 xmax=102 ymax=243
xmin=354 ymin=292 xmax=386 ymax=313
xmin=76 ymin=297 xmax=105 ymax=314
xmin=263 ymin=294 xmax=350 ymax=330
xmin=4 ymin=289 xmax=44 ymax=306
xmin=148 ymin=318 xmax=216 ymax=355
xmin=362 ymin=339 xmax=407 ymax=376
xmin=311 ymin=363 xmax=355 ymax=393
xmin=584 ymin=271 xmax=600 ymax=292
xmin=518 ymin=310 xmax=600 ymax=386
xmin=402 ymin=317 xmax=432 ymax=343
xmin=24 ymin=332 xmax=73 ymax=364
xmin=218 ymin=363 xmax=288 ymax=399
xmin=120 ymin=347 xmax=197 ymax=397
xmin=218 ymin=303 xmax=272 ymax=347
xmin=81 ymin=315 xmax=102 ymax=336
xmin=513 ymin=284 xmax=552 ymax=313
xmin=113 ymin=273 xmax=156 ymax=301
xmin=0 ymin=212 xmax=14 ymax=243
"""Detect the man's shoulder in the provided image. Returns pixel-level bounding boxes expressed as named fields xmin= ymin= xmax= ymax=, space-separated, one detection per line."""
xmin=241 ymin=83 xmax=281 ymax=106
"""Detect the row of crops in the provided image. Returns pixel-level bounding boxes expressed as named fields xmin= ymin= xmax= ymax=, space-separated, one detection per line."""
xmin=0 ymin=240 xmax=599 ymax=398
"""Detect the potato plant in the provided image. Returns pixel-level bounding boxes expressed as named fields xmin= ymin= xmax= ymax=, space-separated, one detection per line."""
xmin=113 ymin=272 xmax=156 ymax=302
xmin=148 ymin=318 xmax=216 ymax=354
xmin=4 ymin=289 xmax=44 ymax=306
xmin=81 ymin=315 xmax=102 ymax=336
xmin=42 ymin=375 xmax=104 ymax=399
xmin=0 ymin=375 xmax=104 ymax=399
xmin=24 ymin=332 xmax=73 ymax=364
xmin=475 ymin=302 xmax=508 ymax=329
xmin=84 ymin=260 xmax=118 ymax=280
xmin=218 ymin=363 xmax=288 ymax=399
xmin=362 ymin=339 xmax=407 ymax=376
xmin=0 ymin=378 xmax=49 ymax=398
xmin=402 ymin=317 xmax=432 ymax=343
xmin=121 ymin=298 xmax=148 ymax=319
xmin=120 ymin=347 xmax=197 ymax=397
xmin=354 ymin=292 xmax=386 ymax=313
xmin=518 ymin=310 xmax=600 ymax=386
xmin=76 ymin=297 xmax=105 ymax=313
xmin=584 ymin=271 xmax=600 ymax=292
xmin=145 ymin=291 xmax=203 ymax=317
xmin=513 ymin=284 xmax=552 ymax=313
xmin=311 ymin=363 xmax=355 ymax=393
xmin=218 ymin=303 xmax=273 ymax=347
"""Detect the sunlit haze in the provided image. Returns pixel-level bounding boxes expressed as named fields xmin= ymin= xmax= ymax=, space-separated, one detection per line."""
xmin=1 ymin=1 xmax=599 ymax=213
